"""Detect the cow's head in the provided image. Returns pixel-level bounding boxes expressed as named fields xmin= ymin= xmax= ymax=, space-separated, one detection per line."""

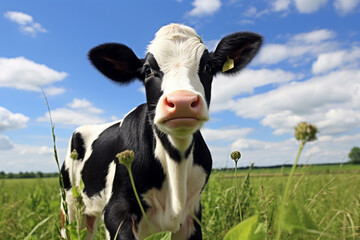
xmin=89 ymin=24 xmax=262 ymax=141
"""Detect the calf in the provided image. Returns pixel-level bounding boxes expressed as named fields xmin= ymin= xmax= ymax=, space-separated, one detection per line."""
xmin=60 ymin=23 xmax=262 ymax=240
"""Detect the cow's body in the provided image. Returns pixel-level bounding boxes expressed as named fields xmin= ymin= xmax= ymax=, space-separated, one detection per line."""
xmin=61 ymin=24 xmax=262 ymax=240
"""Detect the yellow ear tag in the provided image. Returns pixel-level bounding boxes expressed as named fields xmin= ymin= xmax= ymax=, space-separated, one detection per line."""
xmin=222 ymin=57 xmax=234 ymax=72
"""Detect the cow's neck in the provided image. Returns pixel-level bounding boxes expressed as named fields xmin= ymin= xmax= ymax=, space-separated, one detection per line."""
xmin=154 ymin=130 xmax=194 ymax=219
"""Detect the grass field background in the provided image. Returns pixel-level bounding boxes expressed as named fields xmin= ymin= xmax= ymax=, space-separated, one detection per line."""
xmin=1 ymin=164 xmax=359 ymax=239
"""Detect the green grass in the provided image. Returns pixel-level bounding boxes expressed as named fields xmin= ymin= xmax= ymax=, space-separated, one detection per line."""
xmin=0 ymin=178 xmax=59 ymax=239
xmin=1 ymin=165 xmax=359 ymax=239
xmin=218 ymin=163 xmax=360 ymax=177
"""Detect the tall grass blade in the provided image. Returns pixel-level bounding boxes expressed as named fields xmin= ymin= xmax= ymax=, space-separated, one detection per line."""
xmin=24 ymin=215 xmax=52 ymax=240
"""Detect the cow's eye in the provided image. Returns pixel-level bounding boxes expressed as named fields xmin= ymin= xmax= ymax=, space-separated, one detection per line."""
xmin=204 ymin=63 xmax=212 ymax=73
xmin=145 ymin=66 xmax=152 ymax=78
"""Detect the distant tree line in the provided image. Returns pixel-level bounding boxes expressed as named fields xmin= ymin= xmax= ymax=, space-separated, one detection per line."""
xmin=0 ymin=171 xmax=59 ymax=179
xmin=348 ymin=146 xmax=360 ymax=164
xmin=1 ymin=146 xmax=358 ymax=179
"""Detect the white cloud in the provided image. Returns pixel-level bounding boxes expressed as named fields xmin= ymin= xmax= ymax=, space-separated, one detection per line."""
xmin=229 ymin=69 xmax=360 ymax=136
xmin=201 ymin=127 xmax=253 ymax=142
xmin=294 ymin=0 xmax=328 ymax=13
xmin=243 ymin=6 xmax=269 ymax=18
xmin=209 ymin=28 xmax=360 ymax=144
xmin=4 ymin=11 xmax=47 ymax=37
xmin=334 ymin=0 xmax=360 ymax=15
xmin=43 ymin=86 xmax=66 ymax=96
xmin=38 ymin=145 xmax=53 ymax=155
xmin=316 ymin=108 xmax=360 ymax=135
xmin=269 ymin=0 xmax=358 ymax=15
xmin=272 ymin=0 xmax=291 ymax=12
xmin=200 ymin=127 xmax=254 ymax=168
xmin=188 ymin=0 xmax=221 ymax=17
xmin=0 ymin=135 xmax=14 ymax=150
xmin=255 ymin=29 xmax=337 ymax=65
xmin=210 ymin=68 xmax=300 ymax=113
xmin=67 ymin=98 xmax=103 ymax=114
xmin=0 ymin=57 xmax=67 ymax=93
xmin=292 ymin=29 xmax=336 ymax=43
xmin=4 ymin=11 xmax=33 ymax=24
xmin=37 ymin=98 xmax=106 ymax=126
xmin=0 ymin=143 xmax=66 ymax=172
xmin=228 ymin=132 xmax=358 ymax=167
xmin=230 ymin=138 xmax=298 ymax=166
xmin=244 ymin=6 xmax=258 ymax=17
xmin=0 ymin=107 xmax=29 ymax=132
xmin=312 ymin=47 xmax=360 ymax=74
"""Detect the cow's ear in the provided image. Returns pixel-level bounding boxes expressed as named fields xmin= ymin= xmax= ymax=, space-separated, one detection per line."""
xmin=89 ymin=43 xmax=143 ymax=84
xmin=211 ymin=32 xmax=263 ymax=75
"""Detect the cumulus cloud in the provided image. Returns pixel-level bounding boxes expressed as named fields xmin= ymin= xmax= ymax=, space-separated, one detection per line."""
xmin=254 ymin=29 xmax=337 ymax=65
xmin=294 ymin=0 xmax=328 ymax=13
xmin=0 ymin=107 xmax=29 ymax=132
xmin=201 ymin=127 xmax=253 ymax=142
xmin=210 ymin=68 xmax=300 ymax=113
xmin=0 ymin=57 xmax=67 ymax=94
xmin=0 ymin=135 xmax=14 ymax=150
xmin=200 ymin=127 xmax=254 ymax=168
xmin=207 ymin=27 xmax=360 ymax=167
xmin=267 ymin=0 xmax=358 ymax=16
xmin=272 ymin=0 xmax=291 ymax=12
xmin=0 ymin=143 xmax=66 ymax=172
xmin=334 ymin=0 xmax=360 ymax=15
xmin=43 ymin=86 xmax=66 ymax=96
xmin=4 ymin=11 xmax=47 ymax=37
xmin=37 ymin=98 xmax=106 ymax=126
xmin=312 ymin=46 xmax=360 ymax=74
xmin=243 ymin=6 xmax=269 ymax=18
xmin=188 ymin=0 xmax=221 ymax=17
xmin=229 ymin=132 xmax=358 ymax=167
xmin=292 ymin=29 xmax=336 ymax=43
xmin=230 ymin=69 xmax=360 ymax=136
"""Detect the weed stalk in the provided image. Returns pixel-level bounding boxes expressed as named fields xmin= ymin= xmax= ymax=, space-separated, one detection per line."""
xmin=275 ymin=122 xmax=318 ymax=240
xmin=231 ymin=151 xmax=242 ymax=222
xmin=117 ymin=150 xmax=154 ymax=235
xmin=40 ymin=87 xmax=70 ymax=238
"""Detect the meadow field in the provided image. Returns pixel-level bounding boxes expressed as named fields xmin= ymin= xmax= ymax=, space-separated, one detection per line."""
xmin=0 ymin=164 xmax=359 ymax=239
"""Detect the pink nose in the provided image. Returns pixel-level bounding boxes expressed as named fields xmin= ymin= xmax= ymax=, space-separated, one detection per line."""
xmin=163 ymin=90 xmax=202 ymax=118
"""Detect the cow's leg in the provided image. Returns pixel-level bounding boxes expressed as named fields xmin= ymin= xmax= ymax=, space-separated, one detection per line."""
xmin=171 ymin=203 xmax=202 ymax=240
xmin=104 ymin=201 xmax=137 ymax=240
xmin=171 ymin=215 xmax=202 ymax=240
xmin=61 ymin=192 xmax=99 ymax=239
xmin=188 ymin=207 xmax=202 ymax=240
xmin=82 ymin=214 xmax=98 ymax=240
xmin=60 ymin=190 xmax=76 ymax=238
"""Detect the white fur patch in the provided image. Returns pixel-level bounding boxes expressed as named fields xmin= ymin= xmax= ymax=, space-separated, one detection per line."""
xmin=147 ymin=24 xmax=206 ymax=96
xmin=63 ymin=120 xmax=121 ymax=216
xmin=63 ymin=120 xmax=121 ymax=186
xmin=148 ymin=24 xmax=209 ymax=137
xmin=137 ymin=134 xmax=207 ymax=239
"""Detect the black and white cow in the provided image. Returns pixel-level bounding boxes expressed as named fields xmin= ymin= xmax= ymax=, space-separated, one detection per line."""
xmin=60 ymin=23 xmax=262 ymax=240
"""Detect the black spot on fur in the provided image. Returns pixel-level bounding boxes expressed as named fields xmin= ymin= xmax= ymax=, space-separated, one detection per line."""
xmin=71 ymin=132 xmax=86 ymax=161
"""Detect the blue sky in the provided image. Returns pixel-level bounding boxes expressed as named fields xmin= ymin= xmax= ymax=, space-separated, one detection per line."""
xmin=0 ymin=0 xmax=359 ymax=172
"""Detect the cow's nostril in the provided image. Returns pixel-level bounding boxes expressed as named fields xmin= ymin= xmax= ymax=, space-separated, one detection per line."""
xmin=165 ymin=97 xmax=175 ymax=108
xmin=191 ymin=97 xmax=200 ymax=108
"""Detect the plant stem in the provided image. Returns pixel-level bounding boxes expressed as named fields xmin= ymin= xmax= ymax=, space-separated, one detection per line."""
xmin=275 ymin=142 xmax=304 ymax=240
xmin=40 ymin=87 xmax=70 ymax=238
xmin=234 ymin=161 xmax=243 ymax=222
xmin=126 ymin=166 xmax=154 ymax=235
